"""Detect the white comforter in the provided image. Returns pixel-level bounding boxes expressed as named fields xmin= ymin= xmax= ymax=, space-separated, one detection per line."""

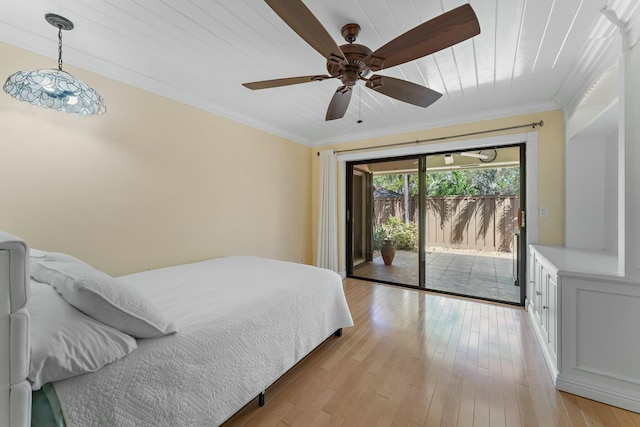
xmin=52 ymin=256 xmax=353 ymax=427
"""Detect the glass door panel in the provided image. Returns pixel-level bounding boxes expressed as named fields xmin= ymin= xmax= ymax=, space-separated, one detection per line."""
xmin=351 ymin=169 xmax=371 ymax=266
xmin=423 ymin=146 xmax=523 ymax=303
xmin=348 ymin=157 xmax=420 ymax=288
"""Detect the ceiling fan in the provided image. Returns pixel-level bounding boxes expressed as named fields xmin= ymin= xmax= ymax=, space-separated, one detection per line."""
xmin=444 ymin=149 xmax=497 ymax=165
xmin=243 ymin=0 xmax=481 ymax=121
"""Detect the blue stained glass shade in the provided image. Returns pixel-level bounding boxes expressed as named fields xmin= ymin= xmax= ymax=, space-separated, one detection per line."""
xmin=3 ymin=69 xmax=106 ymax=115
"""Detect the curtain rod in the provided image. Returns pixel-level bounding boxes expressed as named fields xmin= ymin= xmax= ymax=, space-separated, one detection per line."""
xmin=317 ymin=120 xmax=543 ymax=156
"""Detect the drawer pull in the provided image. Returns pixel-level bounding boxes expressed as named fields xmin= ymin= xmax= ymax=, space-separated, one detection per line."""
xmin=536 ymin=291 xmax=542 ymax=295
xmin=543 ymin=305 xmax=549 ymax=310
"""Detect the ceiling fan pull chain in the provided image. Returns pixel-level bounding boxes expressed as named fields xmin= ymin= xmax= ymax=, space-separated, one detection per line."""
xmin=357 ymin=83 xmax=363 ymax=123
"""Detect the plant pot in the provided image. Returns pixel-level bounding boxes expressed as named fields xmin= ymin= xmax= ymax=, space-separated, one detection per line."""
xmin=380 ymin=239 xmax=396 ymax=265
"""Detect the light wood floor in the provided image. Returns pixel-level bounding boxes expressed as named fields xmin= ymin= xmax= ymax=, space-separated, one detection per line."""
xmin=223 ymin=278 xmax=640 ymax=427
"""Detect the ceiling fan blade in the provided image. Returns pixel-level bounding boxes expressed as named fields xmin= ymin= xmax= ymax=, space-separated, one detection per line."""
xmin=326 ymin=86 xmax=352 ymax=121
xmin=365 ymin=75 xmax=442 ymax=107
xmin=243 ymin=75 xmax=333 ymax=90
xmin=459 ymin=152 xmax=489 ymax=159
xmin=265 ymin=0 xmax=347 ymax=64
xmin=366 ymin=4 xmax=480 ymax=71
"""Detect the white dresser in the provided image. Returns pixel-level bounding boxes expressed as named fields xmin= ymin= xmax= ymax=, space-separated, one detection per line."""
xmin=528 ymin=245 xmax=640 ymax=413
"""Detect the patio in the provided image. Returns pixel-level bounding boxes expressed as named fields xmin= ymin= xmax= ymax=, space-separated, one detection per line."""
xmin=353 ymin=249 xmax=520 ymax=304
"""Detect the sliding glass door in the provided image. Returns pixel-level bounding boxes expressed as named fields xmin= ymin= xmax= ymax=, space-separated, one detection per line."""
xmin=346 ymin=145 xmax=526 ymax=305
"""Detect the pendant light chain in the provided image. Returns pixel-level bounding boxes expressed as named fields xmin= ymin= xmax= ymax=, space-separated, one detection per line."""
xmin=57 ymin=27 xmax=63 ymax=71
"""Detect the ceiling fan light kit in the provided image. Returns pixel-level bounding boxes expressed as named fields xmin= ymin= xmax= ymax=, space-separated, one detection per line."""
xmin=3 ymin=13 xmax=106 ymax=116
xmin=244 ymin=0 xmax=480 ymax=121
xmin=478 ymin=149 xmax=498 ymax=163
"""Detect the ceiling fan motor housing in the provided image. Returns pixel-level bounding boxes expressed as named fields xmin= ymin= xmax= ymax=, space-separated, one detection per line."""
xmin=341 ymin=23 xmax=360 ymax=43
xmin=326 ymin=43 xmax=372 ymax=86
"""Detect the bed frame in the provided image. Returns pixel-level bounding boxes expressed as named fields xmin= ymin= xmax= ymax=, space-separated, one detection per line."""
xmin=0 ymin=231 xmax=31 ymax=427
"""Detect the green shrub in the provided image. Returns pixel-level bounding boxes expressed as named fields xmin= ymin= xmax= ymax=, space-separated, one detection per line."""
xmin=373 ymin=226 xmax=386 ymax=251
xmin=374 ymin=217 xmax=418 ymax=251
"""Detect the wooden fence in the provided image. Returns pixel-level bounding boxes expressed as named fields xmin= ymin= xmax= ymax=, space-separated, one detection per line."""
xmin=375 ymin=195 xmax=519 ymax=252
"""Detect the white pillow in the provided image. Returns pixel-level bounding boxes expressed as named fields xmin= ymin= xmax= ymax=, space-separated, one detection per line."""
xmin=32 ymin=261 xmax=177 ymax=339
xmin=29 ymin=249 xmax=48 ymax=258
xmin=29 ymin=249 xmax=87 ymax=263
xmin=29 ymin=249 xmax=87 ymax=277
xmin=29 ymin=281 xmax=138 ymax=390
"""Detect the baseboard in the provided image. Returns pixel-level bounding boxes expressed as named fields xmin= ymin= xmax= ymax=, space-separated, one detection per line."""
xmin=556 ymin=374 xmax=640 ymax=413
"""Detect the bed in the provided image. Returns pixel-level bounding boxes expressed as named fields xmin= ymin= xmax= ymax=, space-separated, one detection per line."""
xmin=0 ymin=230 xmax=353 ymax=427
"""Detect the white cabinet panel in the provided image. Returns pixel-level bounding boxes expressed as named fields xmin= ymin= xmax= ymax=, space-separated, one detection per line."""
xmin=574 ymin=289 xmax=640 ymax=378
xmin=547 ymin=275 xmax=557 ymax=356
xmin=529 ymin=244 xmax=640 ymax=413
xmin=527 ymin=246 xmax=559 ymax=382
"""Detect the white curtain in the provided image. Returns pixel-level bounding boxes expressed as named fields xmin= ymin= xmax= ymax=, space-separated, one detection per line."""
xmin=317 ymin=150 xmax=338 ymax=272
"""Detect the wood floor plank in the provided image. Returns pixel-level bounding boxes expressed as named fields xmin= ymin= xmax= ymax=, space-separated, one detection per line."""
xmin=575 ymin=395 xmax=606 ymax=427
xmin=412 ymin=351 xmax=446 ymax=425
xmin=500 ymin=358 xmax=523 ymax=427
xmin=375 ymin=355 xmax=420 ymax=426
xmin=560 ymin=392 xmax=590 ymax=427
xmin=279 ymin=369 xmax=332 ymax=421
xmin=390 ymin=384 xmax=428 ymax=427
xmin=473 ymin=368 xmax=491 ymax=427
xmin=240 ymin=399 xmax=295 ymax=427
xmin=440 ymin=374 xmax=463 ymax=427
xmin=524 ymin=366 xmax=556 ymax=427
xmin=376 ymin=352 xmax=408 ymax=399
xmin=516 ymin=383 xmax=540 ymax=427
xmin=322 ymin=361 xmax=375 ymax=417
xmin=425 ymin=381 xmax=450 ymax=426
xmin=306 ymin=410 xmax=333 ymax=427
xmin=592 ymin=400 xmax=623 ymax=427
xmin=610 ymin=404 xmax=640 ymax=427
xmin=457 ymin=378 xmax=476 ymax=427
xmin=287 ymin=387 xmax=335 ymax=427
xmin=222 ymin=279 xmax=640 ymax=427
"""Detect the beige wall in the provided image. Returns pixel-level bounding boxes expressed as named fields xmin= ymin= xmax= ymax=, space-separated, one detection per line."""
xmin=0 ymin=42 xmax=312 ymax=276
xmin=311 ymin=109 xmax=565 ymax=269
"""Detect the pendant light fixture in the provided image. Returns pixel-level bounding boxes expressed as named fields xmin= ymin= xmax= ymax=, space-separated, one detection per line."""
xmin=3 ymin=13 xmax=106 ymax=116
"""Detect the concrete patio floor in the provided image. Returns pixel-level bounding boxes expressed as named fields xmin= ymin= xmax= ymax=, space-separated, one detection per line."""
xmin=353 ymin=249 xmax=520 ymax=304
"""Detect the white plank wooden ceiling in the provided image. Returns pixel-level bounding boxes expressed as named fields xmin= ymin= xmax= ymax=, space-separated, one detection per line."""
xmin=0 ymin=0 xmax=638 ymax=146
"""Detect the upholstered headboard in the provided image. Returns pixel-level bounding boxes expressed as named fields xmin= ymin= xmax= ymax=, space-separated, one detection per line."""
xmin=0 ymin=231 xmax=30 ymax=427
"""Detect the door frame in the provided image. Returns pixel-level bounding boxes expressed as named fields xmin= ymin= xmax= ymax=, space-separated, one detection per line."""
xmin=349 ymin=167 xmax=372 ymax=267
xmin=338 ymin=131 xmax=539 ymax=306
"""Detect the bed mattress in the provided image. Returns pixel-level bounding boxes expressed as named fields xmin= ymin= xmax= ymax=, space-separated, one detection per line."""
xmin=51 ymin=256 xmax=353 ymax=427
